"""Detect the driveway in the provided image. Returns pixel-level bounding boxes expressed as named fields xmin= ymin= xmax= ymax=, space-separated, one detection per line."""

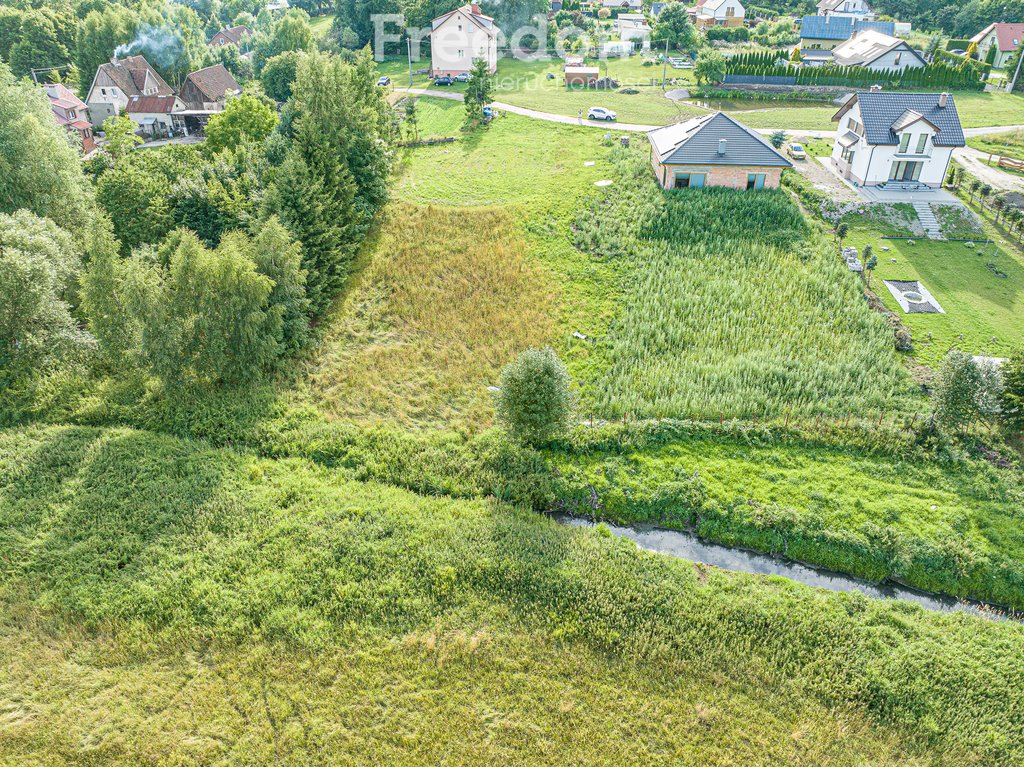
xmin=952 ymin=146 xmax=1024 ymax=193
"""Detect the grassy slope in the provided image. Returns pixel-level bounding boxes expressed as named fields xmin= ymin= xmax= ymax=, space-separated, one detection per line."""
xmin=967 ymin=128 xmax=1024 ymax=159
xmin=2 ymin=423 xmax=1024 ymax=765
xmin=845 ymin=205 xmax=1024 ymax=367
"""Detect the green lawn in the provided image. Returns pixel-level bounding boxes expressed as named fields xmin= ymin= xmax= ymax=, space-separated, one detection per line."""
xmin=847 ymin=218 xmax=1024 ymax=366
xmin=308 ymin=13 xmax=332 ymax=38
xmin=395 ymin=94 xmax=465 ymax=139
xmin=967 ymin=128 xmax=1024 ymax=160
xmin=376 ymin=55 xmax=1024 ymax=130
xmin=2 ymin=423 xmax=1023 ymax=765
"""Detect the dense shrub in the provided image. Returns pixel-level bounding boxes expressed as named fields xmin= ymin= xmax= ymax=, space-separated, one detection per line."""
xmin=497 ymin=347 xmax=575 ymax=446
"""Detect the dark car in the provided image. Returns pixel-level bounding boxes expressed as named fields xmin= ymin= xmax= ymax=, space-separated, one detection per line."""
xmin=434 ymin=75 xmax=454 ymax=85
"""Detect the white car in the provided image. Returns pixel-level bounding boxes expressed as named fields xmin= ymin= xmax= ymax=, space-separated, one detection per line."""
xmin=588 ymin=107 xmax=617 ymax=121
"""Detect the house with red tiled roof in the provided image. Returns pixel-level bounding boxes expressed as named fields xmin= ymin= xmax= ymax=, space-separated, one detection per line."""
xmin=208 ymin=25 xmax=253 ymax=48
xmin=85 ymin=55 xmax=174 ymax=127
xmin=44 ymin=82 xmax=97 ymax=154
xmin=179 ymin=64 xmax=242 ymax=111
xmin=970 ymin=22 xmax=1024 ymax=68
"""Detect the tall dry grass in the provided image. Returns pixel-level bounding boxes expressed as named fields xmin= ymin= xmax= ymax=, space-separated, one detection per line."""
xmin=301 ymin=203 xmax=556 ymax=429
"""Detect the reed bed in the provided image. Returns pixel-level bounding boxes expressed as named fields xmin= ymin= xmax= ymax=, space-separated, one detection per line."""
xmin=575 ymin=148 xmax=913 ymax=419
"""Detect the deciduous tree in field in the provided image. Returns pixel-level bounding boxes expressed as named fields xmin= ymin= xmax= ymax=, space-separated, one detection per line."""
xmin=0 ymin=211 xmax=94 ymax=392
xmin=694 ymin=50 xmax=726 ymax=85
xmin=204 ymin=93 xmax=278 ymax=155
xmin=652 ymin=4 xmax=697 ymax=51
xmin=497 ymin=347 xmax=575 ymax=446
xmin=932 ymin=349 xmax=983 ymax=432
xmin=0 ymin=62 xmax=94 ymax=230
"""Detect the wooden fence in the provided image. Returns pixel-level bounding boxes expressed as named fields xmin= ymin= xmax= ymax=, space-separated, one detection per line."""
xmin=997 ymin=156 xmax=1024 ymax=171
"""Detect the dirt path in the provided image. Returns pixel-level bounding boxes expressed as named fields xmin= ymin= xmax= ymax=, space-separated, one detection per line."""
xmin=953 ymin=146 xmax=1024 ymax=193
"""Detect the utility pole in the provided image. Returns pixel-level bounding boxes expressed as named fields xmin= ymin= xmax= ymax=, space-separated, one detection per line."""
xmin=661 ymin=35 xmax=669 ymax=90
xmin=1010 ymin=46 xmax=1024 ymax=93
xmin=407 ymin=36 xmax=413 ymax=88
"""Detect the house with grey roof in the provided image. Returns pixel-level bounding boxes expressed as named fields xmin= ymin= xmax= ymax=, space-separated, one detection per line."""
xmin=816 ymin=0 xmax=875 ymax=20
xmin=799 ymin=15 xmax=894 ymax=49
xmin=831 ymin=91 xmax=964 ymax=189
xmin=830 ymin=29 xmax=925 ymax=71
xmin=649 ymin=112 xmax=792 ymax=190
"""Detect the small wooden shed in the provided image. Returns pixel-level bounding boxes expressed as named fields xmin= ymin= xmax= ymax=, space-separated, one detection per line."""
xmin=564 ymin=66 xmax=600 ymax=86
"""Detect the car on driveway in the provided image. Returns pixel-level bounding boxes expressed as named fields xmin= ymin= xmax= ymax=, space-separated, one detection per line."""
xmin=787 ymin=142 xmax=807 ymax=160
xmin=454 ymin=72 xmax=471 ymax=82
xmin=434 ymin=75 xmax=454 ymax=85
xmin=588 ymin=106 xmax=617 ymax=121
xmin=376 ymin=75 xmax=391 ymax=86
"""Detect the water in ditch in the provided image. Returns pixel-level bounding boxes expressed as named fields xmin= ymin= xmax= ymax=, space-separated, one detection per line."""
xmin=554 ymin=514 xmax=1015 ymax=621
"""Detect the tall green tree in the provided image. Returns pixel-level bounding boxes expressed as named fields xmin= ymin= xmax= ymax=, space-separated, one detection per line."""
xmin=0 ymin=62 xmax=94 ymax=231
xmin=122 ymin=229 xmax=284 ymax=388
xmin=464 ymin=57 xmax=493 ymax=123
xmin=998 ymin=350 xmax=1024 ymax=431
xmin=0 ymin=211 xmax=94 ymax=393
xmin=8 ymin=10 xmax=69 ymax=79
xmin=204 ymin=93 xmax=278 ymax=154
xmin=260 ymin=50 xmax=302 ymax=100
xmin=265 ymin=138 xmax=358 ymax=315
xmin=694 ymin=49 xmax=726 ymax=85
xmin=75 ymin=5 xmax=139 ymax=96
xmin=651 ymin=3 xmax=697 ymax=51
xmin=932 ymin=349 xmax=982 ymax=432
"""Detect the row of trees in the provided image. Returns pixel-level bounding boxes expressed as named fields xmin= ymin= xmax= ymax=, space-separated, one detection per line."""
xmin=725 ymin=53 xmax=987 ymax=91
xmin=1 ymin=46 xmax=393 ymax=401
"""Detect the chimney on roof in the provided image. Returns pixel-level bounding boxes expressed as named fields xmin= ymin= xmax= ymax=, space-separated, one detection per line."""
xmin=869 ymin=83 xmax=882 ymax=92
xmin=938 ymin=91 xmax=949 ymax=107
xmin=471 ymin=2 xmax=480 ymax=13
xmin=718 ymin=138 xmax=727 ymax=155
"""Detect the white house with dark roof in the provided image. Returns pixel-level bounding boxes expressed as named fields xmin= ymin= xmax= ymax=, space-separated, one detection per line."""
xmin=649 ymin=112 xmax=792 ymax=190
xmin=816 ymin=0 xmax=875 ymax=20
xmin=430 ymin=2 xmax=499 ymax=77
xmin=831 ymin=91 xmax=965 ymax=188
xmin=830 ymin=30 xmax=925 ymax=71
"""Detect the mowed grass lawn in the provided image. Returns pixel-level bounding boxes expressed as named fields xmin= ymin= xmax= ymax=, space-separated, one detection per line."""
xmin=3 ymin=424 xmax=1024 ymax=765
xmin=847 ymin=226 xmax=1024 ymax=365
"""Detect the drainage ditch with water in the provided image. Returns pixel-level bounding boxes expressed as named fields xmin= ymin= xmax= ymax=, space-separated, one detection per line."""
xmin=554 ymin=514 xmax=1017 ymax=621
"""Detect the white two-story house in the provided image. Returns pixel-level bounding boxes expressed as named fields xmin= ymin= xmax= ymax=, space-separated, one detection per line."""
xmin=831 ymin=91 xmax=964 ymax=188
xmin=817 ymin=0 xmax=875 ymax=20
xmin=430 ymin=3 xmax=499 ymax=77
xmin=689 ymin=0 xmax=745 ymax=30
